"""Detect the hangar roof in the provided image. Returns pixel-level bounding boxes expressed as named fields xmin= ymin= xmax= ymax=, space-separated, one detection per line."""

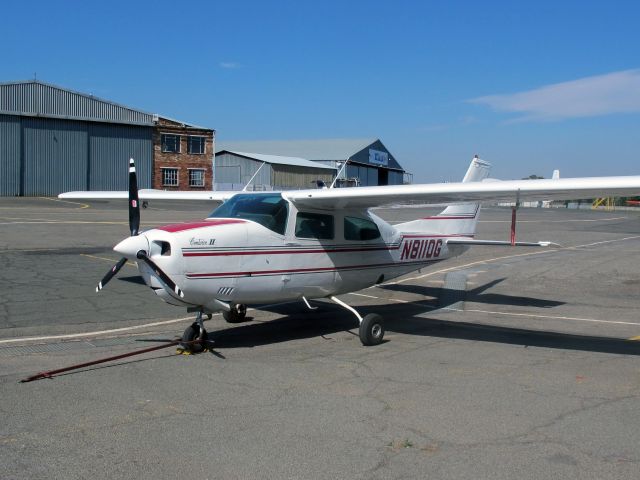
xmin=217 ymin=138 xmax=378 ymax=161
xmin=218 ymin=151 xmax=337 ymax=170
xmin=0 ymin=80 xmax=155 ymax=126
xmin=0 ymin=80 xmax=208 ymax=129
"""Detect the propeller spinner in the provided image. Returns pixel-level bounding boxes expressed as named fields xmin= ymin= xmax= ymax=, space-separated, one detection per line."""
xmin=96 ymin=158 xmax=184 ymax=298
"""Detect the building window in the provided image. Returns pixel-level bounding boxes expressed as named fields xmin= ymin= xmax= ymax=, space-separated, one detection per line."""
xmin=189 ymin=169 xmax=205 ymax=187
xmin=295 ymin=212 xmax=334 ymax=240
xmin=188 ymin=136 xmax=206 ymax=154
xmin=161 ymin=134 xmax=181 ymax=153
xmin=162 ymin=168 xmax=179 ymax=186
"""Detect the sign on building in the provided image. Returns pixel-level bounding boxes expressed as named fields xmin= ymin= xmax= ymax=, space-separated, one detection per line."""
xmin=369 ymin=149 xmax=389 ymax=166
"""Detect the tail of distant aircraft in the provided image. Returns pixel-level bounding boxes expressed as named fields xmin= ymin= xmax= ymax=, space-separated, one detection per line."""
xmin=395 ymin=156 xmax=491 ymax=238
xmin=542 ymin=169 xmax=560 ymax=207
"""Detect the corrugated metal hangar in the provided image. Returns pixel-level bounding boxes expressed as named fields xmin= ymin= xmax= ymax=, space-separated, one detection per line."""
xmin=1 ymin=80 xmax=411 ymax=196
xmin=0 ymin=80 xmax=214 ymax=196
xmin=214 ymin=151 xmax=336 ymax=190
xmin=217 ymin=138 xmax=410 ymax=187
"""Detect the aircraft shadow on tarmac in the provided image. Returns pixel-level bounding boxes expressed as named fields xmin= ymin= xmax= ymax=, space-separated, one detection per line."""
xmin=118 ymin=275 xmax=147 ymax=285
xmin=379 ymin=278 xmax=565 ymax=309
xmin=207 ymin=282 xmax=640 ymax=356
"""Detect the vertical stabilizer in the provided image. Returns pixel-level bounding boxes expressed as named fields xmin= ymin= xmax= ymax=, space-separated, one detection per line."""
xmin=395 ymin=156 xmax=491 ymax=237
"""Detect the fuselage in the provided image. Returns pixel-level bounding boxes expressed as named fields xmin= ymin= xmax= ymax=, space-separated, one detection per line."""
xmin=121 ymin=193 xmax=470 ymax=312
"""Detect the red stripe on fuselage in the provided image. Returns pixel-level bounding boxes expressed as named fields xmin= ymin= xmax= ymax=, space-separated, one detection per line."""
xmin=181 ymin=234 xmax=473 ymax=256
xmin=186 ymin=259 xmax=440 ymax=278
xmin=421 ymin=215 xmax=476 ymax=220
xmin=156 ymin=219 xmax=245 ymax=233
xmin=183 ymin=245 xmax=397 ymax=257
xmin=402 ymin=234 xmax=475 ymax=238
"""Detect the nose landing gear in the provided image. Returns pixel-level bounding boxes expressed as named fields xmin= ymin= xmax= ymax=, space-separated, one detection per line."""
xmin=180 ymin=310 xmax=209 ymax=353
xmin=180 ymin=304 xmax=249 ymax=353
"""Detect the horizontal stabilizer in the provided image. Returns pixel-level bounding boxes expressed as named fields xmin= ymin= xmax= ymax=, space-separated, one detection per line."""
xmin=446 ymin=239 xmax=559 ymax=247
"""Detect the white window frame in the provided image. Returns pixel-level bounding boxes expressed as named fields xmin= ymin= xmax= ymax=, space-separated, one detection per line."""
xmin=188 ymin=135 xmax=206 ymax=155
xmin=161 ymin=134 xmax=181 ymax=153
xmin=188 ymin=168 xmax=206 ymax=187
xmin=161 ymin=167 xmax=179 ymax=187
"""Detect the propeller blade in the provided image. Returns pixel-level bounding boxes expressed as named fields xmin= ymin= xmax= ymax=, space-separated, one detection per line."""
xmin=128 ymin=158 xmax=140 ymax=236
xmin=96 ymin=257 xmax=127 ymax=292
xmin=136 ymin=251 xmax=185 ymax=298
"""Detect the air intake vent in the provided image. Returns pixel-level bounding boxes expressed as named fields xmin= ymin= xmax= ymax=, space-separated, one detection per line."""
xmin=217 ymin=287 xmax=234 ymax=296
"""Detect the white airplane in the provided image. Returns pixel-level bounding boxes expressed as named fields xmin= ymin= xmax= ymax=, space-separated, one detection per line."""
xmin=60 ymin=157 xmax=640 ymax=351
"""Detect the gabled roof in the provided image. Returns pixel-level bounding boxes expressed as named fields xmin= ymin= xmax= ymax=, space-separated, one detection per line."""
xmin=217 ymin=138 xmax=378 ymax=161
xmin=218 ymin=151 xmax=337 ymax=170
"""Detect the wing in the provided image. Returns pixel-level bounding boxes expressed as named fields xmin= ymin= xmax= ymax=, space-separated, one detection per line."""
xmin=284 ymin=176 xmax=640 ymax=210
xmin=59 ymin=189 xmax=234 ymax=202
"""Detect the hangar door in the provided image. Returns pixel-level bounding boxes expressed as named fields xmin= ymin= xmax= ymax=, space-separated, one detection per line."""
xmin=3 ymin=117 xmax=153 ymax=196
xmin=22 ymin=118 xmax=88 ymax=196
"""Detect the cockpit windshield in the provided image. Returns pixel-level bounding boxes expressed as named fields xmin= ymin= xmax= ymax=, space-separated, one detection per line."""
xmin=208 ymin=193 xmax=289 ymax=235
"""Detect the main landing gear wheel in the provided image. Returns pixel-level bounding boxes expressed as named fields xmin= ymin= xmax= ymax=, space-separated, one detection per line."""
xmin=181 ymin=323 xmax=208 ymax=353
xmin=359 ymin=314 xmax=385 ymax=346
xmin=223 ymin=304 xmax=247 ymax=323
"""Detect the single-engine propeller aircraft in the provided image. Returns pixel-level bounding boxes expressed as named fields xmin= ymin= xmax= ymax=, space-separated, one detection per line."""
xmin=60 ymin=157 xmax=640 ymax=351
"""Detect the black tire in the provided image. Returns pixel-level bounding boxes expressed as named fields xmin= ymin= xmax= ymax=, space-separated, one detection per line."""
xmin=223 ymin=304 xmax=247 ymax=323
xmin=359 ymin=314 xmax=385 ymax=346
xmin=181 ymin=323 xmax=207 ymax=353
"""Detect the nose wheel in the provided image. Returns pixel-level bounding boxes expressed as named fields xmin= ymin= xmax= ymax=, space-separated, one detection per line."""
xmin=180 ymin=311 xmax=208 ymax=353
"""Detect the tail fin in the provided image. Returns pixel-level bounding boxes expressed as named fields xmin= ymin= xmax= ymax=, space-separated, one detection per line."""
xmin=396 ymin=156 xmax=491 ymax=237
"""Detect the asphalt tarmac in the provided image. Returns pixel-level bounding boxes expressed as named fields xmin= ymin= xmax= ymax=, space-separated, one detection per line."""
xmin=1 ymin=197 xmax=640 ymax=479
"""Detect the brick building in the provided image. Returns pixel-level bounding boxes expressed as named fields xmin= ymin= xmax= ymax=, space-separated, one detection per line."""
xmin=0 ymin=80 xmax=215 ymax=195
xmin=153 ymin=117 xmax=215 ymax=190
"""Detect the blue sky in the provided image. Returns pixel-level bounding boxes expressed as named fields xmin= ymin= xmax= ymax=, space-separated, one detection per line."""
xmin=2 ymin=0 xmax=640 ymax=182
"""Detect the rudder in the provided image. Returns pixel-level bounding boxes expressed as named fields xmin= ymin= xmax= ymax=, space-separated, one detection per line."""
xmin=396 ymin=156 xmax=491 ymax=237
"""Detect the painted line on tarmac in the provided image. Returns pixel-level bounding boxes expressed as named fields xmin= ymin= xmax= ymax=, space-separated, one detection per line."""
xmin=0 ymin=316 xmax=199 ymax=345
xmin=80 ymin=253 xmax=136 ymax=267
xmin=479 ymin=216 xmax=627 ymax=223
xmin=381 ymin=235 xmax=640 ymax=286
xmin=449 ymin=307 xmax=640 ymax=328
xmin=0 ymin=301 xmax=298 ymax=346
xmin=349 ymin=292 xmax=411 ymax=303
xmin=0 ymin=248 xmax=64 ymax=254
xmin=0 ymin=220 xmax=163 ymax=226
xmin=39 ymin=197 xmax=90 ymax=209
xmin=0 ymin=220 xmax=126 ymax=225
xmin=348 ymin=292 xmax=640 ymax=328
xmin=388 ymin=216 xmax=627 ymax=225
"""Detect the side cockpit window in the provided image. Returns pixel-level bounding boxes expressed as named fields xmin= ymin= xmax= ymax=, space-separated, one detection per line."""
xmin=344 ymin=216 xmax=381 ymax=241
xmin=208 ymin=193 xmax=289 ymax=235
xmin=295 ymin=212 xmax=334 ymax=240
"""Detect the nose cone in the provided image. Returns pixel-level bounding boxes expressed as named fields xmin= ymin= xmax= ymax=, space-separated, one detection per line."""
xmin=114 ymin=235 xmax=149 ymax=259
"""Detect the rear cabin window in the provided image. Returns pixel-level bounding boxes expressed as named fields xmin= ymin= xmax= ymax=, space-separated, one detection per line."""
xmin=208 ymin=193 xmax=289 ymax=235
xmin=344 ymin=216 xmax=381 ymax=241
xmin=295 ymin=212 xmax=334 ymax=240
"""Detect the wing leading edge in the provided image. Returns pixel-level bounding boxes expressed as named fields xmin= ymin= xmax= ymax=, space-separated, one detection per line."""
xmin=284 ymin=175 xmax=640 ymax=210
xmin=59 ymin=189 xmax=234 ymax=202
